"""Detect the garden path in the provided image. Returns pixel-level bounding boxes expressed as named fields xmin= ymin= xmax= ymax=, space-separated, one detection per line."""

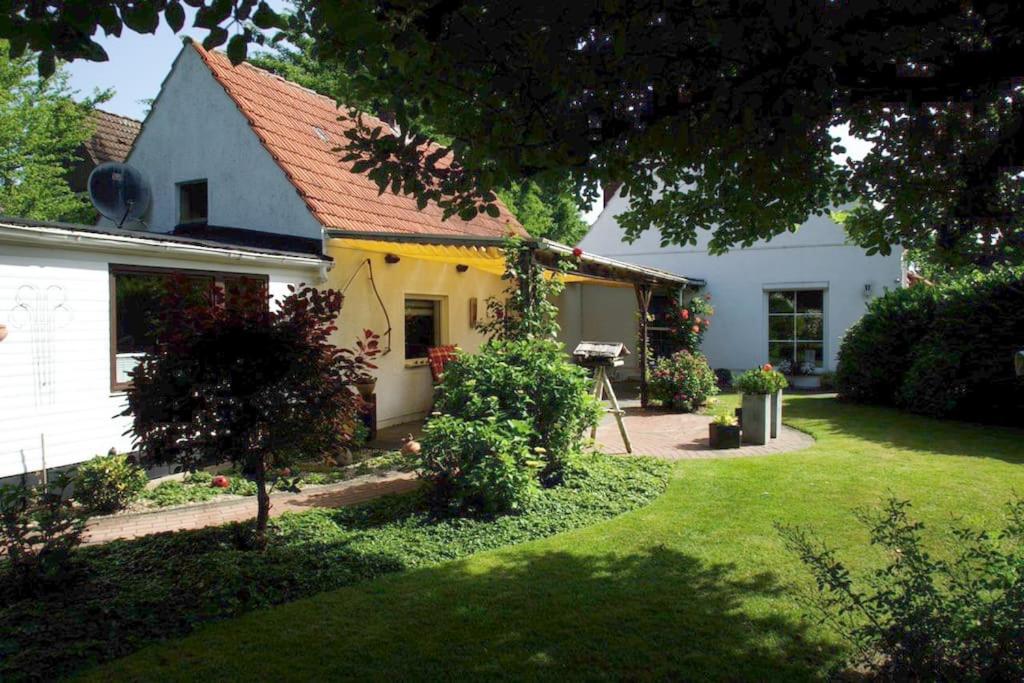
xmin=83 ymin=471 xmax=419 ymax=545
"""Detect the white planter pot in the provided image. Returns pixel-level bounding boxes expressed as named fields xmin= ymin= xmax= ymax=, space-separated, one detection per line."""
xmin=741 ymin=393 xmax=771 ymax=445
xmin=770 ymin=390 xmax=783 ymax=439
xmin=787 ymin=375 xmax=821 ymax=390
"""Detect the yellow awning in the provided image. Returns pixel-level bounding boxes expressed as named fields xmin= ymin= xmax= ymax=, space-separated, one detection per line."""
xmin=331 ymin=237 xmax=634 ymax=288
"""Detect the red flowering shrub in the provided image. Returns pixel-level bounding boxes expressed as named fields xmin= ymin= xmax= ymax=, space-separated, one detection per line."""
xmin=664 ymin=294 xmax=714 ymax=353
xmin=123 ymin=279 xmax=378 ymax=546
xmin=649 ymin=350 xmax=718 ymax=412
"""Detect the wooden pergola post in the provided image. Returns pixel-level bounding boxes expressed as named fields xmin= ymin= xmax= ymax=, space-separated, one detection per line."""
xmin=634 ymin=283 xmax=653 ymax=408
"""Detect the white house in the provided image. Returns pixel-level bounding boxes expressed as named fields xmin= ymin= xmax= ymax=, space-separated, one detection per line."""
xmin=569 ymin=189 xmax=906 ymax=377
xmin=0 ymin=42 xmax=685 ymax=481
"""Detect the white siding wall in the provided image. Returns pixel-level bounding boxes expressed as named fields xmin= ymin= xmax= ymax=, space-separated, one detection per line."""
xmin=326 ymin=243 xmax=507 ymax=428
xmin=577 ymin=192 xmax=905 ymax=373
xmin=110 ymin=47 xmax=323 ymax=241
xmin=0 ymin=241 xmax=319 ymax=479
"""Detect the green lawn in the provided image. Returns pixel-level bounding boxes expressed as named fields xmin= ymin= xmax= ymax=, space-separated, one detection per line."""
xmin=86 ymin=395 xmax=1024 ymax=681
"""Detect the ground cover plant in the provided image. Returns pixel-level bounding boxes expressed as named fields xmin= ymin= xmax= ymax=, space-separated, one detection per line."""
xmin=0 ymin=453 xmax=668 ymax=681
xmin=86 ymin=395 xmax=1024 ymax=681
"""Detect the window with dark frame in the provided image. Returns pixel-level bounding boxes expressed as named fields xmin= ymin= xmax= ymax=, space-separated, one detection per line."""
xmin=767 ymin=289 xmax=825 ymax=369
xmin=178 ymin=180 xmax=208 ymax=224
xmin=110 ymin=266 xmax=267 ymax=390
xmin=404 ymin=297 xmax=440 ymax=361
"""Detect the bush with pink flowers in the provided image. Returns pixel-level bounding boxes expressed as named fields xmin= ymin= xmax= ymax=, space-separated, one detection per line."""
xmin=664 ymin=294 xmax=714 ymax=353
xmin=649 ymin=350 xmax=719 ymax=412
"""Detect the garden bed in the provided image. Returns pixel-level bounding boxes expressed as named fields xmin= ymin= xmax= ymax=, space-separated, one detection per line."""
xmin=94 ymin=450 xmax=409 ymax=516
xmin=0 ymin=453 xmax=669 ymax=682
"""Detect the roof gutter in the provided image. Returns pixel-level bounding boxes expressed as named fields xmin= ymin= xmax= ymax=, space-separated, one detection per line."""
xmin=0 ymin=222 xmax=328 ymax=273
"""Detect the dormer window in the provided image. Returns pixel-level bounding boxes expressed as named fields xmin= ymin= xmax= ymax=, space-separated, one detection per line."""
xmin=178 ymin=180 xmax=208 ymax=224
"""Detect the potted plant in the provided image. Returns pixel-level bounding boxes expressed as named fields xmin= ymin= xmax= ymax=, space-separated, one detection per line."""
xmin=708 ymin=414 xmax=741 ymax=449
xmin=733 ymin=365 xmax=788 ymax=445
xmin=354 ymin=372 xmax=376 ymax=399
xmin=775 ymin=357 xmax=821 ymax=390
xmin=347 ymin=329 xmax=382 ymax=399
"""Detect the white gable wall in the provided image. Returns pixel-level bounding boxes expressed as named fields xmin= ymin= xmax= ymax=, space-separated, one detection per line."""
xmin=578 ymin=190 xmax=905 ymax=373
xmin=114 ymin=47 xmax=323 ymax=241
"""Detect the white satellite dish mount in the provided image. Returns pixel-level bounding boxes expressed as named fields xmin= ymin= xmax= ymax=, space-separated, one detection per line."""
xmin=87 ymin=162 xmax=151 ymax=228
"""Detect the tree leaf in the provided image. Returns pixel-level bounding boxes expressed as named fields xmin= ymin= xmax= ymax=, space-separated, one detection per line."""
xmin=165 ymin=2 xmax=186 ymax=33
xmin=227 ymin=34 xmax=248 ymax=64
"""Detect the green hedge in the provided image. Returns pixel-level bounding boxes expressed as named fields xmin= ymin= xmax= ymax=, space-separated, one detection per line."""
xmin=836 ymin=266 xmax=1024 ymax=422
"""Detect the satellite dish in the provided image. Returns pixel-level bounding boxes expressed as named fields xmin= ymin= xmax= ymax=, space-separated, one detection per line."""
xmin=88 ymin=162 xmax=151 ymax=227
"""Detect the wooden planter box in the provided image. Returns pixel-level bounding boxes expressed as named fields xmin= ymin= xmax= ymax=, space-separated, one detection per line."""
xmin=709 ymin=423 xmax=741 ymax=449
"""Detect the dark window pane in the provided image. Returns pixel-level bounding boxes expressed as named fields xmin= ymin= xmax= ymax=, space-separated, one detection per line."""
xmin=405 ymin=299 xmax=438 ymax=360
xmin=224 ymin=276 xmax=268 ymax=311
xmin=648 ymin=293 xmax=677 ymax=328
xmin=768 ymin=315 xmax=794 ymax=341
xmin=649 ymin=328 xmax=680 ymax=359
xmin=795 ymin=313 xmax=823 ymax=341
xmin=179 ymin=180 xmax=208 ymax=223
xmin=768 ymin=291 xmax=795 ymax=314
xmin=796 ymin=289 xmax=823 ymax=315
xmin=115 ymin=273 xmax=165 ymax=355
xmin=768 ymin=341 xmax=794 ymax=364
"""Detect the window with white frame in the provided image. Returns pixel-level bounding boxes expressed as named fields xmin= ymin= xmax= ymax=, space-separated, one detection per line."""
xmin=404 ymin=296 xmax=442 ymax=362
xmin=767 ymin=289 xmax=824 ymax=370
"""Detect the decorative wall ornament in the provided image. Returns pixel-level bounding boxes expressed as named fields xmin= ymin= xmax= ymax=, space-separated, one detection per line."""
xmin=10 ymin=284 xmax=72 ymax=406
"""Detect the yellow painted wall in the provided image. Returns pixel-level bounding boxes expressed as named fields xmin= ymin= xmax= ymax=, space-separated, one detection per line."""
xmin=325 ymin=242 xmax=508 ymax=428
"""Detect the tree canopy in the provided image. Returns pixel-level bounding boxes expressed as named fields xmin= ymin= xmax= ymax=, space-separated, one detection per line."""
xmin=8 ymin=1 xmax=1024 ymax=266
xmin=0 ymin=40 xmax=102 ymax=222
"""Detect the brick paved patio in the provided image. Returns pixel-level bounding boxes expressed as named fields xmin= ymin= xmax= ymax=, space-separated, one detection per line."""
xmin=593 ymin=407 xmax=814 ymax=459
xmin=84 ymin=471 xmax=419 ymax=545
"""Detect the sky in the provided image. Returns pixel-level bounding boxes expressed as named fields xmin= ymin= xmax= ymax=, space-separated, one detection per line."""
xmin=64 ymin=7 xmax=866 ymax=227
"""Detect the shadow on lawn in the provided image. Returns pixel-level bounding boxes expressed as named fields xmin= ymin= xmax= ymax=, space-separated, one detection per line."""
xmin=122 ymin=546 xmax=842 ymax=680
xmin=786 ymin=396 xmax=1024 ymax=465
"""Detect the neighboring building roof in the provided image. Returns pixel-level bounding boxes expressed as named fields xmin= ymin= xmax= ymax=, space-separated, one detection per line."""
xmin=192 ymin=44 xmax=525 ymax=240
xmin=0 ymin=216 xmax=329 ymax=265
xmin=83 ymin=109 xmax=142 ymax=165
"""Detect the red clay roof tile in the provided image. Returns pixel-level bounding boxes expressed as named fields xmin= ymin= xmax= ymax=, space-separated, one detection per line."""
xmin=193 ymin=45 xmax=525 ymax=239
xmin=84 ymin=109 xmax=142 ymax=164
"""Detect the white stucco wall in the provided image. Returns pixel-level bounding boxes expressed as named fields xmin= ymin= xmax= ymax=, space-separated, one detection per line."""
xmin=113 ymin=47 xmax=323 ymax=242
xmin=577 ymin=191 xmax=905 ymax=373
xmin=326 ymin=241 xmax=508 ymax=428
xmin=0 ymin=237 xmax=321 ymax=480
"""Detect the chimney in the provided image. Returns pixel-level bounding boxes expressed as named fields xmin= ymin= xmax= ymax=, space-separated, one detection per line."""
xmin=603 ymin=181 xmax=622 ymax=207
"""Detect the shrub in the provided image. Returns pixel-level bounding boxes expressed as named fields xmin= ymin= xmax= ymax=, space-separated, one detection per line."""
xmin=713 ymin=367 xmax=733 ymax=389
xmin=661 ymin=293 xmax=714 ymax=353
xmin=649 ymin=350 xmax=719 ymax=412
xmin=733 ymin=365 xmax=788 ymax=395
xmin=836 ymin=265 xmax=1024 ymax=422
xmin=74 ymin=453 xmax=148 ymax=514
xmin=778 ymin=496 xmax=1024 ymax=680
xmin=897 ymin=266 xmax=1024 ymax=421
xmin=836 ymin=284 xmax=939 ymax=404
xmin=124 ymin=280 xmax=378 ymax=545
xmin=433 ymin=338 xmax=600 ymax=477
xmin=417 ymin=415 xmax=539 ymax=515
xmin=0 ymin=472 xmax=85 ymax=596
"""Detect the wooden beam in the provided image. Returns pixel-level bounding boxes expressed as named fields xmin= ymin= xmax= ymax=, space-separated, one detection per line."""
xmin=634 ymin=283 xmax=653 ymax=408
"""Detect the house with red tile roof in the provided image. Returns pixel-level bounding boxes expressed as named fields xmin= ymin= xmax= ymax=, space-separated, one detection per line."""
xmin=66 ymin=109 xmax=143 ymax=195
xmin=0 ymin=40 xmax=694 ymax=482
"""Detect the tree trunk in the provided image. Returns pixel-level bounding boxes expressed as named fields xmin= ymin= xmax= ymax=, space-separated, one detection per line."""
xmin=254 ymin=456 xmax=271 ymax=548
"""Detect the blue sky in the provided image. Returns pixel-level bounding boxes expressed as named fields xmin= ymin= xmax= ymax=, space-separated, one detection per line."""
xmin=65 ymin=1 xmax=290 ymax=121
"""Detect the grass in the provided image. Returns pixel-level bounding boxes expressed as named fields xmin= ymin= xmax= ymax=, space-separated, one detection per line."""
xmin=82 ymin=394 xmax=1024 ymax=681
xmin=0 ymin=454 xmax=667 ymax=681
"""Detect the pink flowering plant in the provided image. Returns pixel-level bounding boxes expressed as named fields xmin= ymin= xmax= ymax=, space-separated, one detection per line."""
xmin=664 ymin=294 xmax=714 ymax=353
xmin=649 ymin=350 xmax=719 ymax=412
